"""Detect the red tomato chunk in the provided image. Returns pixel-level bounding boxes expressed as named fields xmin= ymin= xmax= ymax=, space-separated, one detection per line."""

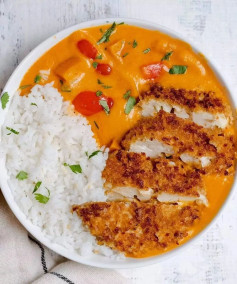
xmin=96 ymin=63 xmax=112 ymax=75
xmin=72 ymin=91 xmax=113 ymax=116
xmin=77 ymin=40 xmax=98 ymax=59
xmin=141 ymin=62 xmax=164 ymax=79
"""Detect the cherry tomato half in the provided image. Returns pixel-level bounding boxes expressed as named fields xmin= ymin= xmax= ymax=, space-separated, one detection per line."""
xmin=77 ymin=40 xmax=98 ymax=59
xmin=96 ymin=63 xmax=112 ymax=75
xmin=72 ymin=91 xmax=114 ymax=116
xmin=141 ymin=62 xmax=164 ymax=79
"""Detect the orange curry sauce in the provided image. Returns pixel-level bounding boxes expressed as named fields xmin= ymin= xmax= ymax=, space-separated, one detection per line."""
xmin=20 ymin=24 xmax=236 ymax=257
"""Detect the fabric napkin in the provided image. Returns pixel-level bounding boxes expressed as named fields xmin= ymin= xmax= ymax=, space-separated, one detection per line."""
xmin=0 ymin=192 xmax=129 ymax=284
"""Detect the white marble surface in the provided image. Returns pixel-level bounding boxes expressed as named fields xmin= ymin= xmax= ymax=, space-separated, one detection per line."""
xmin=1 ymin=0 xmax=237 ymax=283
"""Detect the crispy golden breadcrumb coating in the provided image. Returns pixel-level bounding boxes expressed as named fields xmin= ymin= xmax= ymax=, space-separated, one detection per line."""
xmin=103 ymin=150 xmax=203 ymax=197
xmin=209 ymin=133 xmax=236 ymax=175
xmin=73 ymin=201 xmax=202 ymax=257
xmin=121 ymin=110 xmax=216 ymax=157
xmin=73 ymin=84 xmax=236 ymax=258
xmin=140 ymin=84 xmax=226 ymax=114
xmin=121 ymin=110 xmax=235 ymax=174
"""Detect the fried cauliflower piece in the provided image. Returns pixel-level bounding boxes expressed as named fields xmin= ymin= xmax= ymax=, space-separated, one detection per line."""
xmin=73 ymin=200 xmax=202 ymax=257
xmin=139 ymin=84 xmax=232 ymax=129
xmin=102 ymin=150 xmax=206 ymax=203
xmin=121 ymin=110 xmax=235 ymax=174
xmin=121 ymin=110 xmax=216 ymax=164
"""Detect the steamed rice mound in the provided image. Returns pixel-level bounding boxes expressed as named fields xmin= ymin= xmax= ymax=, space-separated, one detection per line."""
xmin=1 ymin=83 xmax=118 ymax=258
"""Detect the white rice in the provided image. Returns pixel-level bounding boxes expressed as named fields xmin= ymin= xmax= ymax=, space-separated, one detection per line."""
xmin=0 ymin=83 xmax=119 ymax=258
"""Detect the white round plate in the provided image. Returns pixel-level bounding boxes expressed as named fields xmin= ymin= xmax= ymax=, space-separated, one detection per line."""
xmin=0 ymin=18 xmax=236 ymax=269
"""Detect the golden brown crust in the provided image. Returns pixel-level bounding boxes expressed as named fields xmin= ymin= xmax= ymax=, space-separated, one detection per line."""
xmin=73 ymin=201 xmax=202 ymax=257
xmin=120 ymin=110 xmax=235 ymax=175
xmin=210 ymin=133 xmax=236 ymax=175
xmin=102 ymin=150 xmax=203 ymax=197
xmin=74 ymin=84 xmax=236 ymax=258
xmin=121 ymin=110 xmax=217 ymax=157
xmin=139 ymin=84 xmax=226 ymax=114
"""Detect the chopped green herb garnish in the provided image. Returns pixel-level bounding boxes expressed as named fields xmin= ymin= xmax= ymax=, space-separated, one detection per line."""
xmin=34 ymin=193 xmax=50 ymax=204
xmin=94 ymin=121 xmax=99 ymax=129
xmin=16 ymin=171 xmax=28 ymax=180
xmin=33 ymin=184 xmax=50 ymax=204
xmin=31 ymin=103 xmax=37 ymax=107
xmin=122 ymin=52 xmax=129 ymax=58
xmin=96 ymin=54 xmax=103 ymax=59
xmin=161 ymin=51 xmax=173 ymax=61
xmin=125 ymin=96 xmax=136 ymax=114
xmin=97 ymin=79 xmax=103 ymax=85
xmin=88 ymin=150 xmax=102 ymax=159
xmin=169 ymin=65 xmax=187 ymax=74
xmin=118 ymin=22 xmax=124 ymax=25
xmin=34 ymin=75 xmax=41 ymax=83
xmin=123 ymin=90 xmax=131 ymax=99
xmin=69 ymin=164 xmax=82 ymax=174
xmin=97 ymin=22 xmax=116 ymax=44
xmin=85 ymin=151 xmax=88 ymax=157
xmin=92 ymin=62 xmax=98 ymax=69
xmin=97 ymin=79 xmax=111 ymax=89
xmin=20 ymin=85 xmax=32 ymax=90
xmin=143 ymin=48 xmax=151 ymax=54
xmin=64 ymin=163 xmax=82 ymax=174
xmin=61 ymin=84 xmax=71 ymax=92
xmin=96 ymin=90 xmax=102 ymax=96
xmin=1 ymin=92 xmax=9 ymax=109
xmin=132 ymin=40 xmax=138 ymax=48
xmin=6 ymin=127 xmax=19 ymax=135
xmin=33 ymin=181 xmax=42 ymax=193
xmin=99 ymin=99 xmax=110 ymax=115
xmin=99 ymin=28 xmax=103 ymax=33
xmin=102 ymin=85 xmax=112 ymax=89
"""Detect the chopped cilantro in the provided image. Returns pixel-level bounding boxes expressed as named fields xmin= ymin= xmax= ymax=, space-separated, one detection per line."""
xmin=33 ymin=181 xmax=42 ymax=193
xmin=33 ymin=182 xmax=50 ymax=204
xmin=123 ymin=90 xmax=131 ymax=99
xmin=102 ymin=85 xmax=112 ymax=89
xmin=143 ymin=48 xmax=151 ymax=54
xmin=20 ymin=85 xmax=32 ymax=90
xmin=132 ymin=40 xmax=138 ymax=48
xmin=64 ymin=163 xmax=82 ymax=174
xmin=122 ymin=52 xmax=129 ymax=58
xmin=97 ymin=79 xmax=103 ymax=85
xmin=92 ymin=62 xmax=98 ymax=69
xmin=96 ymin=90 xmax=102 ymax=96
xmin=61 ymin=84 xmax=71 ymax=92
xmin=118 ymin=22 xmax=124 ymax=25
xmin=6 ymin=127 xmax=19 ymax=135
xmin=94 ymin=121 xmax=99 ymax=129
xmin=161 ymin=51 xmax=173 ymax=61
xmin=169 ymin=65 xmax=187 ymax=74
xmin=99 ymin=100 xmax=110 ymax=115
xmin=16 ymin=171 xmax=28 ymax=180
xmin=96 ymin=54 xmax=103 ymax=59
xmin=97 ymin=22 xmax=116 ymax=44
xmin=34 ymin=193 xmax=50 ymax=204
xmin=31 ymin=103 xmax=37 ymax=107
xmin=97 ymin=79 xmax=111 ymax=89
xmin=1 ymin=92 xmax=9 ymax=109
xmin=88 ymin=150 xmax=102 ymax=159
xmin=125 ymin=96 xmax=136 ymax=114
xmin=34 ymin=75 xmax=41 ymax=83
